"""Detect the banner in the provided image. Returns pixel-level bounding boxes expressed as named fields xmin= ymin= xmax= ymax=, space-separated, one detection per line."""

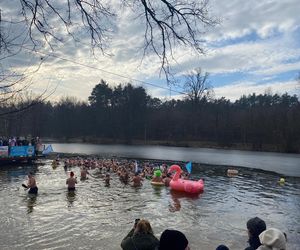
xmin=9 ymin=146 xmax=35 ymax=157
xmin=0 ymin=146 xmax=9 ymax=157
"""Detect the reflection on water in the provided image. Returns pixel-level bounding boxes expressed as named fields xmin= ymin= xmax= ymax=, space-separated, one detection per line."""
xmin=52 ymin=143 xmax=300 ymax=177
xmin=169 ymin=191 xmax=182 ymax=212
xmin=168 ymin=190 xmax=202 ymax=212
xmin=26 ymin=195 xmax=37 ymax=214
xmin=152 ymin=185 xmax=163 ymax=198
xmin=0 ymin=160 xmax=299 ymax=250
xmin=66 ymin=191 xmax=76 ymax=207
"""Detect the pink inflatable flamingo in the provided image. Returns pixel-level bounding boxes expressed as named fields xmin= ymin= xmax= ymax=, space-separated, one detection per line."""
xmin=168 ymin=165 xmax=204 ymax=194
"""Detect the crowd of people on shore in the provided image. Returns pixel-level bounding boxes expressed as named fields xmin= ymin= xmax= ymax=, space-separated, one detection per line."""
xmin=120 ymin=217 xmax=287 ymax=250
xmin=23 ymin=156 xmax=288 ymax=250
xmin=0 ymin=136 xmax=41 ymax=147
xmin=0 ymin=136 xmax=44 ymax=157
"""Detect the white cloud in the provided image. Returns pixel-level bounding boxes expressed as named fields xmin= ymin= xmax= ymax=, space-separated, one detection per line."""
xmin=1 ymin=0 xmax=300 ymax=102
xmin=214 ymin=80 xmax=299 ymax=101
xmin=254 ymin=61 xmax=300 ymax=76
xmin=207 ymin=0 xmax=300 ymax=41
xmin=168 ymin=28 xmax=300 ymax=81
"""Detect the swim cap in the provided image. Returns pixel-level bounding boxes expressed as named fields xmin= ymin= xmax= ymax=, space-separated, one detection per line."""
xmin=279 ymin=178 xmax=285 ymax=183
xmin=154 ymin=170 xmax=162 ymax=177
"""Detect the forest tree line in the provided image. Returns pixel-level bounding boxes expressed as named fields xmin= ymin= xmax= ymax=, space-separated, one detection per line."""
xmin=1 ymin=80 xmax=300 ymax=153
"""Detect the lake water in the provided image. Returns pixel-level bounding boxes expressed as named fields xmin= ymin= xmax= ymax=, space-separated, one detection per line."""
xmin=52 ymin=143 xmax=300 ymax=177
xmin=0 ymin=144 xmax=299 ymax=250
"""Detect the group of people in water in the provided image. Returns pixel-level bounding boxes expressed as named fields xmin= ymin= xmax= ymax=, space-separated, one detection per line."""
xmin=50 ymin=156 xmax=182 ymax=189
xmin=120 ymin=217 xmax=287 ymax=250
xmin=23 ymin=156 xmax=180 ymax=195
xmin=23 ymin=156 xmax=288 ymax=249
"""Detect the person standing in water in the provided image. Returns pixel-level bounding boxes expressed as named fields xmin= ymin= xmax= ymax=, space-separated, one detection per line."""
xmin=163 ymin=173 xmax=172 ymax=187
xmin=66 ymin=171 xmax=77 ymax=191
xmin=152 ymin=170 xmax=163 ymax=183
xmin=131 ymin=172 xmax=143 ymax=187
xmin=80 ymin=166 xmax=89 ymax=180
xmin=27 ymin=172 xmax=38 ymax=194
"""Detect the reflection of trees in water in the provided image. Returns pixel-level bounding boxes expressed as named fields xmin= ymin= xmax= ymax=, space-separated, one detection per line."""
xmin=27 ymin=195 xmax=37 ymax=214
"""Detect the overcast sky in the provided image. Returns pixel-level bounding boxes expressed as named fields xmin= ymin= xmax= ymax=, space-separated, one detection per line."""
xmin=1 ymin=0 xmax=300 ymax=102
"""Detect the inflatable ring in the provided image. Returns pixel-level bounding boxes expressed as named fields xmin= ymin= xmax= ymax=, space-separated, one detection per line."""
xmin=168 ymin=165 xmax=204 ymax=194
xmin=151 ymin=181 xmax=164 ymax=186
xmin=227 ymin=169 xmax=238 ymax=175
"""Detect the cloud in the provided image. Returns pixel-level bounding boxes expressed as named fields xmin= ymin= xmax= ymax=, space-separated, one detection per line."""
xmin=207 ymin=0 xmax=300 ymax=41
xmin=214 ymin=80 xmax=299 ymax=101
xmin=1 ymin=0 xmax=300 ymax=102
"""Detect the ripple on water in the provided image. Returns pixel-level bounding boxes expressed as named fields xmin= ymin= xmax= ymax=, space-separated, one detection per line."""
xmin=0 ymin=161 xmax=299 ymax=249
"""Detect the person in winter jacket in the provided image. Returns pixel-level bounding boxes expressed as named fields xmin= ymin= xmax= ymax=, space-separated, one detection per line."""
xmin=121 ymin=219 xmax=159 ymax=250
xmin=159 ymin=229 xmax=190 ymax=250
xmin=245 ymin=217 xmax=267 ymax=250
xmin=257 ymin=228 xmax=286 ymax=250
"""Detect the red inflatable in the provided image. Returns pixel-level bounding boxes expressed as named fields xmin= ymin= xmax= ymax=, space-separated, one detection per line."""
xmin=168 ymin=165 xmax=204 ymax=194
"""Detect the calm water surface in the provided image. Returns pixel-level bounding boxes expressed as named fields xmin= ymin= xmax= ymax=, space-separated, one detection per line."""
xmin=0 ymin=159 xmax=299 ymax=250
xmin=52 ymin=143 xmax=300 ymax=177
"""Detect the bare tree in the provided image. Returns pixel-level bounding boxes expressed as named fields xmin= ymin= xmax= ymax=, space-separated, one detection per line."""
xmin=0 ymin=1 xmax=216 ymax=115
xmin=137 ymin=0 xmax=217 ymax=80
xmin=1 ymin=1 xmax=216 ymax=73
xmin=0 ymin=55 xmax=57 ymax=116
xmin=184 ymin=67 xmax=214 ymax=104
